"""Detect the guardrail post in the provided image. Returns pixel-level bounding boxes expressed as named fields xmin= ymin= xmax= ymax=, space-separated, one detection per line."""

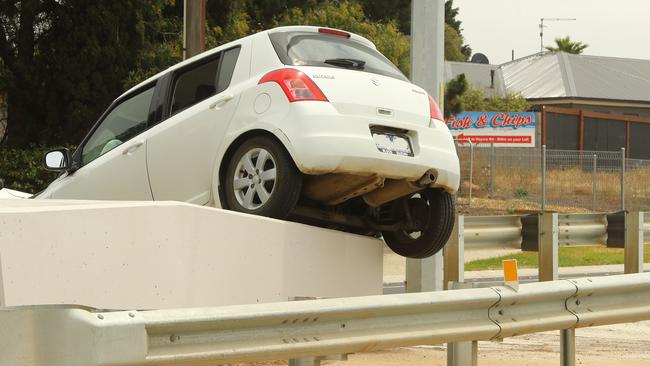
xmin=289 ymin=357 xmax=320 ymax=366
xmin=443 ymin=215 xmax=464 ymax=290
xmin=538 ymin=212 xmax=558 ymax=281
xmin=625 ymin=212 xmax=645 ymax=274
xmin=560 ymin=329 xmax=576 ymax=366
xmin=448 ymin=341 xmax=478 ymax=366
xmin=444 ymin=215 xmax=477 ymax=366
xmin=538 ymin=212 xmax=575 ymax=366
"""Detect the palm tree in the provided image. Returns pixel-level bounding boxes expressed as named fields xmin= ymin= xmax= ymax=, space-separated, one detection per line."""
xmin=545 ymin=36 xmax=589 ymax=54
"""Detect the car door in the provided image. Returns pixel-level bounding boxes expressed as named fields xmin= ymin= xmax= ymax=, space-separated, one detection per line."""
xmin=47 ymin=84 xmax=157 ymax=200
xmin=146 ymin=45 xmax=244 ymax=204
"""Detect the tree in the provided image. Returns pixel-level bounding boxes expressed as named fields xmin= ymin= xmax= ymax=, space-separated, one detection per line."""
xmin=457 ymin=84 xmax=529 ymax=113
xmin=445 ymin=0 xmax=471 ymax=60
xmin=544 ymin=36 xmax=588 ymax=54
xmin=444 ymin=73 xmax=467 ymax=118
xmin=445 ymin=24 xmax=467 ymax=62
xmin=0 ymin=0 xmax=172 ymax=147
xmin=274 ymin=1 xmax=411 ymax=76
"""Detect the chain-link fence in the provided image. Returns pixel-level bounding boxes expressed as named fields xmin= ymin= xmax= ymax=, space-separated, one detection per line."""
xmin=455 ymin=142 xmax=650 ymax=212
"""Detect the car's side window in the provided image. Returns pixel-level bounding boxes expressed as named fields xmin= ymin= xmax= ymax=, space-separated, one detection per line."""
xmin=216 ymin=47 xmax=241 ymax=93
xmin=169 ymin=46 xmax=241 ymax=116
xmin=81 ymin=85 xmax=155 ymax=165
xmin=170 ymin=54 xmax=221 ymax=116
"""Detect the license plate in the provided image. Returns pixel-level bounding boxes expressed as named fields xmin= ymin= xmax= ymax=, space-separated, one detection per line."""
xmin=372 ymin=132 xmax=413 ymax=157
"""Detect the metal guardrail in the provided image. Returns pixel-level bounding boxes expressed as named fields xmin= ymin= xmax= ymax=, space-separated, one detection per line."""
xmin=557 ymin=213 xmax=608 ymax=247
xmin=462 ymin=211 xmax=650 ymax=251
xmin=464 ymin=215 xmax=522 ymax=249
xmin=2 ymin=273 xmax=650 ymax=366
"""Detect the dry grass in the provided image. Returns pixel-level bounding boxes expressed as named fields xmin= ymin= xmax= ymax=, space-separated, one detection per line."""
xmin=456 ymin=196 xmax=591 ymax=216
xmin=458 ymin=165 xmax=650 ymax=213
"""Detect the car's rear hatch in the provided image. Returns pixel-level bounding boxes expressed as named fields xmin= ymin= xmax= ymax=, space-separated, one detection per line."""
xmin=268 ymin=29 xmax=431 ymax=127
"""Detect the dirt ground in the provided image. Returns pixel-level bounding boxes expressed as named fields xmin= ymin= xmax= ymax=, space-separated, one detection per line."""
xmin=228 ymin=321 xmax=650 ymax=365
xmin=330 ymin=321 xmax=650 ymax=365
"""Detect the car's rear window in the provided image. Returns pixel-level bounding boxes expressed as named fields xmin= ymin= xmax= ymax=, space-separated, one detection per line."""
xmin=269 ymin=31 xmax=407 ymax=81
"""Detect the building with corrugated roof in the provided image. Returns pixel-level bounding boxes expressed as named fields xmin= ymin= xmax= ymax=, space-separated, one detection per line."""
xmin=447 ymin=52 xmax=650 ymax=158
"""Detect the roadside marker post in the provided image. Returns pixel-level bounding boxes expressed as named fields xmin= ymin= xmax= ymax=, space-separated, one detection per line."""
xmin=503 ymin=259 xmax=519 ymax=291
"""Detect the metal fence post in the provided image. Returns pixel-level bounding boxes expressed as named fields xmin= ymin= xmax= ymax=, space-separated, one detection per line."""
xmin=541 ymin=145 xmax=547 ymax=210
xmin=489 ymin=142 xmax=495 ymax=198
xmin=621 ymin=147 xmax=626 ymax=211
xmin=468 ymin=142 xmax=474 ymax=207
xmin=625 ymin=211 xmax=645 ymax=274
xmin=592 ymin=154 xmax=597 ymax=212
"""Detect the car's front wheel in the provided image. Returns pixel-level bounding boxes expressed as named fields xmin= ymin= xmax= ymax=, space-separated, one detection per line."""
xmin=381 ymin=188 xmax=455 ymax=258
xmin=224 ymin=136 xmax=302 ymax=219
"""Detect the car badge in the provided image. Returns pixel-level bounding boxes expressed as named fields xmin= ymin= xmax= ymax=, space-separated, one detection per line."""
xmin=371 ymin=78 xmax=381 ymax=86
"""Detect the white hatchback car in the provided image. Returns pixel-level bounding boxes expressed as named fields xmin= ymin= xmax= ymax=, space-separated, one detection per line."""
xmin=39 ymin=26 xmax=460 ymax=258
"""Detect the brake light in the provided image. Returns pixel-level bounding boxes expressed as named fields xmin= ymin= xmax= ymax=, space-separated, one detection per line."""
xmin=318 ymin=28 xmax=351 ymax=38
xmin=259 ymin=68 xmax=328 ymax=102
xmin=428 ymin=95 xmax=444 ymax=121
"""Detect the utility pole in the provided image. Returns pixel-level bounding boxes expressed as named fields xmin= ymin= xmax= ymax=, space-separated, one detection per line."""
xmin=539 ymin=18 xmax=576 ymax=52
xmin=184 ymin=0 xmax=207 ymax=59
xmin=406 ymin=0 xmax=445 ymax=294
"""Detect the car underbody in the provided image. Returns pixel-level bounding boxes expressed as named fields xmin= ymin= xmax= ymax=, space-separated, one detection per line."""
xmin=292 ymin=169 xmax=441 ymax=234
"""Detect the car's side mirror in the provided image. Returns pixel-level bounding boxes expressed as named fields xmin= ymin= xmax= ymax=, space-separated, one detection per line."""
xmin=43 ymin=148 xmax=72 ymax=172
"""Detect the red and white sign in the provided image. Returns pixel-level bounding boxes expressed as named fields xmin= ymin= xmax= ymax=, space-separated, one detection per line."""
xmin=446 ymin=112 xmax=536 ymax=147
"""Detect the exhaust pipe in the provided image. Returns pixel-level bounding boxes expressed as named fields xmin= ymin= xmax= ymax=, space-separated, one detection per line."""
xmin=362 ymin=169 xmax=437 ymax=207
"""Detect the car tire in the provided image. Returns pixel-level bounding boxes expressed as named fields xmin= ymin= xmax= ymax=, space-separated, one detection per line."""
xmin=382 ymin=188 xmax=455 ymax=258
xmin=224 ymin=136 xmax=302 ymax=219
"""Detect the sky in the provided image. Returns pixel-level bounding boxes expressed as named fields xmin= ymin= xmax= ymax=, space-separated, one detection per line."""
xmin=455 ymin=0 xmax=650 ymax=64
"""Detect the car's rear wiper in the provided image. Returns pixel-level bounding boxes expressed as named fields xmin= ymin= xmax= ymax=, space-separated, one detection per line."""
xmin=324 ymin=58 xmax=366 ymax=69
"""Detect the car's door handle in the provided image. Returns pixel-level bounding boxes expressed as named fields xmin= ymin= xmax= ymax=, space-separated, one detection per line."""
xmin=209 ymin=94 xmax=234 ymax=109
xmin=122 ymin=141 xmax=145 ymax=155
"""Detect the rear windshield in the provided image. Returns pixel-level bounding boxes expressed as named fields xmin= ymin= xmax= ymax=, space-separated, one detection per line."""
xmin=269 ymin=31 xmax=408 ymax=81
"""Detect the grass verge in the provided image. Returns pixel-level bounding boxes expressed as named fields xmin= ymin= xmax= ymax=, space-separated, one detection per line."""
xmin=465 ymin=244 xmax=650 ymax=271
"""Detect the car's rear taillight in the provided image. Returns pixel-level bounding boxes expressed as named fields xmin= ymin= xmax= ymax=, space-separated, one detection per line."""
xmin=428 ymin=95 xmax=444 ymax=121
xmin=259 ymin=68 xmax=328 ymax=102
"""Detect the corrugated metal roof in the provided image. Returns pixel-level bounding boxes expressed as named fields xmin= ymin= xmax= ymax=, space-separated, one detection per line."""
xmin=448 ymin=52 xmax=650 ymax=103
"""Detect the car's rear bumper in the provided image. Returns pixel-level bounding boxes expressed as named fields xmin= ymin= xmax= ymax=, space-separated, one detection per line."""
xmin=279 ymin=103 xmax=460 ymax=193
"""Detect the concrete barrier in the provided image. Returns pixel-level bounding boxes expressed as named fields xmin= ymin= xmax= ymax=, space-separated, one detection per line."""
xmin=0 ymin=199 xmax=383 ymax=309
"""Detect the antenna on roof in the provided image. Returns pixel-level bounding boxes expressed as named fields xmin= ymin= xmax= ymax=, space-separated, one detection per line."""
xmin=540 ymin=18 xmax=577 ymax=52
xmin=470 ymin=53 xmax=490 ymax=64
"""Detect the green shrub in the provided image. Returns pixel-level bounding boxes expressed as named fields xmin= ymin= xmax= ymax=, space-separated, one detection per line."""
xmin=0 ymin=146 xmax=67 ymax=194
xmin=514 ymin=188 xmax=529 ymax=198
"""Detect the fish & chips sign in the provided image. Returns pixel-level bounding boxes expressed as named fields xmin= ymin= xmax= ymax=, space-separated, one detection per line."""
xmin=446 ymin=111 xmax=536 ymax=147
